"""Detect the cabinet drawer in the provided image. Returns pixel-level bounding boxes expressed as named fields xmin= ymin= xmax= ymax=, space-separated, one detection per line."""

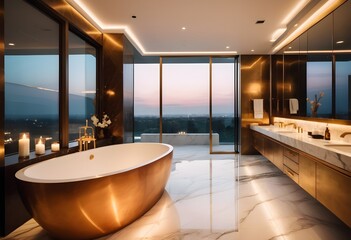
xmin=284 ymin=165 xmax=299 ymax=183
xmin=283 ymin=148 xmax=299 ymax=163
xmin=283 ymin=156 xmax=299 ymax=173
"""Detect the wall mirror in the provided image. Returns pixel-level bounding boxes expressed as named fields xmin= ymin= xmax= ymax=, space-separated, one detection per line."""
xmin=272 ymin=1 xmax=351 ymax=122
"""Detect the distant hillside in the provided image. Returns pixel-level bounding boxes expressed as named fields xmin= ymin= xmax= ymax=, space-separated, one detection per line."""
xmin=5 ymin=82 xmax=94 ymax=118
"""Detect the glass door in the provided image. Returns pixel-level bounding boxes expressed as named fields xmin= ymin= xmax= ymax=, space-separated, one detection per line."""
xmin=210 ymin=57 xmax=239 ymax=153
xmin=162 ymin=57 xmax=210 ymax=145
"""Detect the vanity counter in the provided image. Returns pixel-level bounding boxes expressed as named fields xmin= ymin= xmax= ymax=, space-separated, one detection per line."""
xmin=250 ymin=124 xmax=351 ymax=173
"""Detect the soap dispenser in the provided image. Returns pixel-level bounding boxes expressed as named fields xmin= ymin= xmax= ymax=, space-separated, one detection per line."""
xmin=324 ymin=124 xmax=331 ymax=140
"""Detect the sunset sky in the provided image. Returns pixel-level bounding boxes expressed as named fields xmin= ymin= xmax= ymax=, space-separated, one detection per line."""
xmin=134 ymin=63 xmax=235 ymax=116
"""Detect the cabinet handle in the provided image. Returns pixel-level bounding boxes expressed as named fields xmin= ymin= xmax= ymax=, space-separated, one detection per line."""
xmin=287 ymin=169 xmax=295 ymax=177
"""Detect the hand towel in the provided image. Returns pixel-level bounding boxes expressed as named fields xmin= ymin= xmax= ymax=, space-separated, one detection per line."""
xmin=253 ymin=99 xmax=263 ymax=119
xmin=289 ymin=98 xmax=299 ymax=114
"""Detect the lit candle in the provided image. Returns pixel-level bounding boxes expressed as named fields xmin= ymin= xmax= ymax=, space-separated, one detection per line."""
xmin=51 ymin=142 xmax=60 ymax=152
xmin=18 ymin=133 xmax=30 ymax=157
xmin=35 ymin=137 xmax=45 ymax=155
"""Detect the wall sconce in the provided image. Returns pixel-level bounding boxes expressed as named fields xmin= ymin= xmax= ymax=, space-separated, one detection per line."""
xmin=247 ymin=83 xmax=262 ymax=95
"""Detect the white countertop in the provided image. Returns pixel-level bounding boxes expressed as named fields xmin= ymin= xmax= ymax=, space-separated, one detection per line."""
xmin=250 ymin=124 xmax=351 ymax=173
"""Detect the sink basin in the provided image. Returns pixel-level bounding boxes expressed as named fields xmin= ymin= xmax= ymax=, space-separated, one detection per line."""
xmin=324 ymin=144 xmax=351 ymax=152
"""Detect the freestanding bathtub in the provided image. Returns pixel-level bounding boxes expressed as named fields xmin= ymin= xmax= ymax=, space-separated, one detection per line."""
xmin=15 ymin=143 xmax=173 ymax=240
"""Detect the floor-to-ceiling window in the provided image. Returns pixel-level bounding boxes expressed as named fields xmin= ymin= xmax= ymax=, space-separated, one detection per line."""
xmin=162 ymin=57 xmax=210 ymax=140
xmin=68 ymin=31 xmax=97 ymax=142
xmin=134 ymin=61 xmax=160 ymax=142
xmin=134 ymin=56 xmax=239 ymax=153
xmin=4 ymin=0 xmax=60 ymax=155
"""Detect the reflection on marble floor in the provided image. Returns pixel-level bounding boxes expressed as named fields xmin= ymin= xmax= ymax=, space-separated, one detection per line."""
xmin=3 ymin=145 xmax=351 ymax=240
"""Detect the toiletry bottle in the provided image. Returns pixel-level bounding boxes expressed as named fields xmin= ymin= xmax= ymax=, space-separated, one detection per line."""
xmin=324 ymin=124 xmax=331 ymax=140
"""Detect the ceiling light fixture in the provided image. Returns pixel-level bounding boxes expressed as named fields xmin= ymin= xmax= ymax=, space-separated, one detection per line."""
xmin=181 ymin=27 xmax=186 ymax=30
xmin=226 ymin=46 xmax=230 ymax=49
xmin=336 ymin=40 xmax=344 ymax=44
xmin=272 ymin=0 xmax=345 ymax=53
xmin=251 ymin=49 xmax=255 ymax=52
xmin=8 ymin=43 xmax=15 ymax=46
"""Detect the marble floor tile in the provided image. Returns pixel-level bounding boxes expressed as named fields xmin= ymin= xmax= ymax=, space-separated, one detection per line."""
xmin=2 ymin=145 xmax=350 ymax=240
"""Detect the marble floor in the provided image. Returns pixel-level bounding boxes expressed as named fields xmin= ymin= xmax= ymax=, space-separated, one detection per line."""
xmin=2 ymin=145 xmax=351 ymax=240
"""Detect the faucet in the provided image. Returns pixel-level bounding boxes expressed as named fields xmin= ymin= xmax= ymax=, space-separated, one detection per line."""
xmin=284 ymin=122 xmax=297 ymax=129
xmin=273 ymin=121 xmax=284 ymax=128
xmin=340 ymin=132 xmax=351 ymax=138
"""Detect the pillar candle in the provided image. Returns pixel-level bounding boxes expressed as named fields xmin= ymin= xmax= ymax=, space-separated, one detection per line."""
xmin=51 ymin=142 xmax=60 ymax=152
xmin=35 ymin=137 xmax=45 ymax=155
xmin=19 ymin=133 xmax=30 ymax=157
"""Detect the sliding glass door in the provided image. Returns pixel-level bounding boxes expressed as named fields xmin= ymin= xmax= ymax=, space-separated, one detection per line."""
xmin=210 ymin=57 xmax=238 ymax=153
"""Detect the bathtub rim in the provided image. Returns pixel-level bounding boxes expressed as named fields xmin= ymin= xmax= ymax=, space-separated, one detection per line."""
xmin=15 ymin=142 xmax=173 ymax=184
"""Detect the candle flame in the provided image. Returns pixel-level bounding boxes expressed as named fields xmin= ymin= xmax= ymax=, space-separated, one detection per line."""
xmin=23 ymin=133 xmax=27 ymax=139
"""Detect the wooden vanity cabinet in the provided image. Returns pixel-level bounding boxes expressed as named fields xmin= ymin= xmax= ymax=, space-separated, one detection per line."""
xmin=283 ymin=148 xmax=299 ymax=183
xmin=252 ymin=130 xmax=351 ymax=227
xmin=253 ymin=132 xmax=283 ymax=171
xmin=299 ymin=154 xmax=316 ymax=197
xmin=316 ymin=164 xmax=351 ymax=227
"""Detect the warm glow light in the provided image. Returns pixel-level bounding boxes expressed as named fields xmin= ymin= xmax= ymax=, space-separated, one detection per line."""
xmin=272 ymin=0 xmax=346 ymax=53
xmin=241 ymin=57 xmax=263 ymax=70
xmin=69 ymin=0 xmax=238 ymax=56
xmin=270 ymin=28 xmax=287 ymax=42
xmin=336 ymin=40 xmax=344 ymax=44
xmin=182 ymin=27 xmax=186 ymax=30
xmin=281 ymin=0 xmax=310 ymax=24
xmin=247 ymin=83 xmax=262 ymax=94
xmin=106 ymin=90 xmax=115 ymax=96
xmin=8 ymin=42 xmax=15 ymax=46
xmin=284 ymin=49 xmax=351 ymax=54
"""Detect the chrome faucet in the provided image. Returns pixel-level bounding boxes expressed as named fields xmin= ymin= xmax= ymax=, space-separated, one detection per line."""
xmin=340 ymin=132 xmax=351 ymax=138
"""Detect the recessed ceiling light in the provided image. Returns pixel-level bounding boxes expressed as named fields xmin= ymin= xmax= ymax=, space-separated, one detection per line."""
xmin=226 ymin=46 xmax=230 ymax=49
xmin=256 ymin=20 xmax=265 ymax=24
xmin=251 ymin=49 xmax=255 ymax=52
xmin=288 ymin=46 xmax=292 ymax=49
xmin=132 ymin=15 xmax=137 ymax=19
xmin=336 ymin=40 xmax=344 ymax=44
xmin=294 ymin=23 xmax=299 ymax=27
xmin=181 ymin=27 xmax=186 ymax=30
xmin=8 ymin=43 xmax=15 ymax=46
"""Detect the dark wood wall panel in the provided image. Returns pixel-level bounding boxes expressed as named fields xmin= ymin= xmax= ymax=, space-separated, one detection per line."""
xmin=102 ymin=33 xmax=124 ymax=144
xmin=240 ymin=55 xmax=270 ymax=155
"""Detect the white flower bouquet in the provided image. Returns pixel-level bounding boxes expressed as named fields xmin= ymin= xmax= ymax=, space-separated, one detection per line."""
xmin=91 ymin=114 xmax=112 ymax=128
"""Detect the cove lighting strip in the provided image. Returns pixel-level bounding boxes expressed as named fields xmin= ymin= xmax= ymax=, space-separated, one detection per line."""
xmin=69 ymin=0 xmax=238 ymax=56
xmin=272 ymin=0 xmax=346 ymax=54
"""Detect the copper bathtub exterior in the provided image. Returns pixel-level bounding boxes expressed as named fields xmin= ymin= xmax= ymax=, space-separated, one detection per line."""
xmin=15 ymin=143 xmax=173 ymax=240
